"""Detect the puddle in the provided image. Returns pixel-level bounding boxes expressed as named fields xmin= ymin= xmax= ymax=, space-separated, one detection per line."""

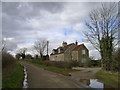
xmin=89 ymin=79 xmax=104 ymax=88
xmin=23 ymin=66 xmax=28 ymax=88
xmin=80 ymin=79 xmax=113 ymax=89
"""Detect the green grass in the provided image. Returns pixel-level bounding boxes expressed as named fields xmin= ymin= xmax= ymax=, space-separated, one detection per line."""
xmin=88 ymin=66 xmax=101 ymax=68
xmin=2 ymin=63 xmax=24 ymax=88
xmin=28 ymin=61 xmax=79 ymax=76
xmin=95 ymin=70 xmax=120 ymax=88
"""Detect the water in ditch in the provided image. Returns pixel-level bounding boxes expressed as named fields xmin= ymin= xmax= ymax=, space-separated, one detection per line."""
xmin=23 ymin=66 xmax=28 ymax=88
xmin=80 ymin=79 xmax=114 ymax=89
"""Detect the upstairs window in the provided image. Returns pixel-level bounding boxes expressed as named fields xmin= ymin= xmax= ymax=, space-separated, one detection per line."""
xmin=58 ymin=48 xmax=61 ymax=53
xmin=52 ymin=50 xmax=55 ymax=54
xmin=82 ymin=49 xmax=85 ymax=55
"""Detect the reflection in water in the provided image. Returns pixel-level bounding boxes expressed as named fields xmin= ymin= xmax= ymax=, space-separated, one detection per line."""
xmin=80 ymin=79 xmax=113 ymax=89
xmin=23 ymin=66 xmax=28 ymax=88
xmin=89 ymin=79 xmax=103 ymax=88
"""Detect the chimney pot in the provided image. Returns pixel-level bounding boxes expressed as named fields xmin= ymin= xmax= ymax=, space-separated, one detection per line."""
xmin=62 ymin=41 xmax=67 ymax=47
xmin=75 ymin=40 xmax=78 ymax=45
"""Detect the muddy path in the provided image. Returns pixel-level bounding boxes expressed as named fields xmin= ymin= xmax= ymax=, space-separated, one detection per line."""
xmin=71 ymin=67 xmax=101 ymax=79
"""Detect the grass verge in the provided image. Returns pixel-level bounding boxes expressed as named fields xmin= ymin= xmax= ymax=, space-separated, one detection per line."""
xmin=2 ymin=63 xmax=24 ymax=88
xmin=95 ymin=70 xmax=120 ymax=88
xmin=28 ymin=61 xmax=80 ymax=76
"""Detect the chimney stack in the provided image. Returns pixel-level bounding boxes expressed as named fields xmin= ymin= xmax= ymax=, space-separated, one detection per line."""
xmin=62 ymin=41 xmax=67 ymax=47
xmin=75 ymin=40 xmax=78 ymax=45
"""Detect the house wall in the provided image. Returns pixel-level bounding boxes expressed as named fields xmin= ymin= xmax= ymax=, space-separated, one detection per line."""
xmin=50 ymin=54 xmax=64 ymax=61
xmin=50 ymin=44 xmax=89 ymax=63
xmin=64 ymin=45 xmax=76 ymax=61
xmin=72 ymin=51 xmax=78 ymax=61
xmin=78 ymin=45 xmax=89 ymax=63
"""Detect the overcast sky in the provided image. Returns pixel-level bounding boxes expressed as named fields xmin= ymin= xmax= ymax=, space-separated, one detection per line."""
xmin=2 ymin=2 xmax=104 ymax=59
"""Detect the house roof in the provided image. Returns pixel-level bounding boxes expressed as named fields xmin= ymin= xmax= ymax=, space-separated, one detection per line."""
xmin=51 ymin=43 xmax=75 ymax=55
xmin=50 ymin=43 xmax=86 ymax=55
xmin=62 ymin=43 xmax=74 ymax=52
xmin=72 ymin=44 xmax=84 ymax=51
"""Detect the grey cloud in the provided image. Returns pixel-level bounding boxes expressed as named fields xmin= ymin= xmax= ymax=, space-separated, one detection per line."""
xmin=2 ymin=2 xmax=65 ymax=18
xmin=2 ymin=2 xmax=20 ymax=16
xmin=29 ymin=2 xmax=65 ymax=13
xmin=2 ymin=2 xmax=104 ymax=59
xmin=6 ymin=40 xmax=18 ymax=51
xmin=2 ymin=2 xmax=65 ymax=37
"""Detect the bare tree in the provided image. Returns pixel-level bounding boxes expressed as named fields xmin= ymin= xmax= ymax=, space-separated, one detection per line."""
xmin=16 ymin=48 xmax=27 ymax=59
xmin=1 ymin=38 xmax=7 ymax=52
xmin=84 ymin=3 xmax=118 ymax=71
xmin=34 ymin=38 xmax=47 ymax=59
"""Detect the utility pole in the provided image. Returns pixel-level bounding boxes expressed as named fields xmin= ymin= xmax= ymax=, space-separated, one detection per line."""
xmin=47 ymin=41 xmax=49 ymax=55
xmin=46 ymin=41 xmax=49 ymax=60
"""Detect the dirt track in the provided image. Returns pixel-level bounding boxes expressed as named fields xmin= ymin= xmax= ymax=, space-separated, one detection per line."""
xmin=20 ymin=62 xmax=87 ymax=88
xmin=71 ymin=67 xmax=101 ymax=79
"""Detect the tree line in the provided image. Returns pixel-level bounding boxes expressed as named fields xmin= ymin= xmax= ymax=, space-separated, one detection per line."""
xmin=15 ymin=38 xmax=49 ymax=60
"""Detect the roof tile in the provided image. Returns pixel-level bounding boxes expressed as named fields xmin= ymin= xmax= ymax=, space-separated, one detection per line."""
xmin=72 ymin=44 xmax=84 ymax=51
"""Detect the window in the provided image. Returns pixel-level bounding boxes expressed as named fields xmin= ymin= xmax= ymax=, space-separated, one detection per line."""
xmin=82 ymin=49 xmax=85 ymax=55
xmin=58 ymin=48 xmax=60 ymax=53
xmin=58 ymin=58 xmax=60 ymax=61
xmin=81 ymin=58 xmax=86 ymax=63
xmin=52 ymin=58 xmax=55 ymax=61
xmin=52 ymin=50 xmax=55 ymax=54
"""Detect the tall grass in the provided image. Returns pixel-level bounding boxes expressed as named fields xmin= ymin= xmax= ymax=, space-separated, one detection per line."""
xmin=2 ymin=52 xmax=16 ymax=69
xmin=2 ymin=52 xmax=17 ymax=78
xmin=2 ymin=64 xmax=24 ymax=88
xmin=2 ymin=52 xmax=24 ymax=88
xmin=95 ymin=70 xmax=119 ymax=88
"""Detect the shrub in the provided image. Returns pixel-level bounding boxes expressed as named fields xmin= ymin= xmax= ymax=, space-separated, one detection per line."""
xmin=91 ymin=60 xmax=101 ymax=67
xmin=2 ymin=52 xmax=16 ymax=68
xmin=53 ymin=61 xmax=72 ymax=69
xmin=25 ymin=54 xmax=33 ymax=59
xmin=2 ymin=52 xmax=17 ymax=78
xmin=31 ymin=59 xmax=43 ymax=64
xmin=70 ymin=60 xmax=79 ymax=67
xmin=41 ymin=61 xmax=72 ymax=69
xmin=15 ymin=53 xmax=21 ymax=60
xmin=43 ymin=60 xmax=54 ymax=66
xmin=79 ymin=62 xmax=84 ymax=67
xmin=110 ymin=49 xmax=119 ymax=72
xmin=84 ymin=57 xmax=102 ymax=67
xmin=86 ymin=59 xmax=92 ymax=67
